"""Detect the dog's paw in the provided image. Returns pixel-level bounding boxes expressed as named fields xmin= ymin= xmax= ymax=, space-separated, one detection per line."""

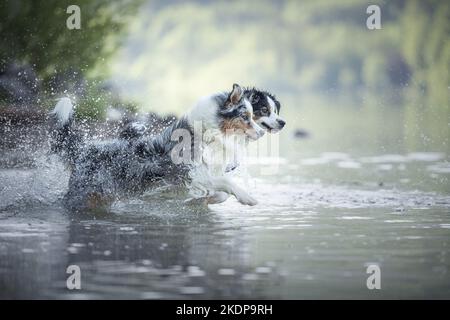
xmin=236 ymin=193 xmax=258 ymax=206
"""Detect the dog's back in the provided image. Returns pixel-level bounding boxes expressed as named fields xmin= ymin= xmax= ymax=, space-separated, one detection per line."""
xmin=49 ymin=99 xmax=193 ymax=211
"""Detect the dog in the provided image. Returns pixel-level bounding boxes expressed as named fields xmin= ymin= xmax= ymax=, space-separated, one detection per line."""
xmin=118 ymin=88 xmax=285 ymax=141
xmin=116 ymin=88 xmax=286 ymax=173
xmin=49 ymin=84 xmax=265 ymax=211
xmin=245 ymin=88 xmax=285 ymax=133
xmin=225 ymin=88 xmax=286 ymax=172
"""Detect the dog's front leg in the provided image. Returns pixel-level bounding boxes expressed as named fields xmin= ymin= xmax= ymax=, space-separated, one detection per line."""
xmin=207 ymin=191 xmax=229 ymax=204
xmin=210 ymin=177 xmax=257 ymax=206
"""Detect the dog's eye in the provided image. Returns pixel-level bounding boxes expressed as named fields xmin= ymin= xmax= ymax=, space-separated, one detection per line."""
xmin=241 ymin=113 xmax=249 ymax=120
xmin=261 ymin=107 xmax=268 ymax=113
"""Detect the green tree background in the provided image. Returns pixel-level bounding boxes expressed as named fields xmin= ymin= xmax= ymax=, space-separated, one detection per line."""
xmin=0 ymin=0 xmax=142 ymax=117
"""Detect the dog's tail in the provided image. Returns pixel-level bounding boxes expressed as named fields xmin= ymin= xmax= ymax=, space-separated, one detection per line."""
xmin=49 ymin=97 xmax=82 ymax=165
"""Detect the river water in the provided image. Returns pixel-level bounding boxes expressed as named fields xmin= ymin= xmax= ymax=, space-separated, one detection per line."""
xmin=0 ymin=102 xmax=449 ymax=299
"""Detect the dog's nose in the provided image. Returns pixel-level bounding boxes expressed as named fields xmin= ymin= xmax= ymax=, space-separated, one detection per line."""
xmin=277 ymin=119 xmax=286 ymax=128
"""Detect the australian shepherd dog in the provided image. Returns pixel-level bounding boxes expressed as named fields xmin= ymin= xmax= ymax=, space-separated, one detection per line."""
xmin=49 ymin=84 xmax=285 ymax=211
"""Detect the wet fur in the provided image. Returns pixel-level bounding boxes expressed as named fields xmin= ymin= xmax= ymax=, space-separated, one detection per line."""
xmin=49 ymin=85 xmax=262 ymax=211
xmin=60 ymin=118 xmax=194 ymax=211
xmin=119 ymin=88 xmax=284 ymax=140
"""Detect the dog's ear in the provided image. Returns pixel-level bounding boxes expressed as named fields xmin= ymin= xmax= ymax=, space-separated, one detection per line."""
xmin=275 ymin=100 xmax=281 ymax=114
xmin=228 ymin=83 xmax=243 ymax=105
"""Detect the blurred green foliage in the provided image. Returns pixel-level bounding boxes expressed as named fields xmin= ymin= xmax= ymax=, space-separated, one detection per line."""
xmin=0 ymin=0 xmax=143 ymax=79
xmin=0 ymin=0 xmax=142 ymax=116
xmin=0 ymin=0 xmax=448 ymax=120
xmin=111 ymin=0 xmax=449 ymax=113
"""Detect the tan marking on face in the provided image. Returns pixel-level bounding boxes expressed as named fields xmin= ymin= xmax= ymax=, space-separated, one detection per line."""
xmin=252 ymin=113 xmax=263 ymax=121
xmin=220 ymin=117 xmax=253 ymax=135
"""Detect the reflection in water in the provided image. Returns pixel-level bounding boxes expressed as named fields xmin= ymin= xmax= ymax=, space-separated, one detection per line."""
xmin=0 ymin=200 xmax=285 ymax=299
xmin=0 ymin=170 xmax=449 ymax=299
xmin=0 ymin=208 xmax=70 ymax=299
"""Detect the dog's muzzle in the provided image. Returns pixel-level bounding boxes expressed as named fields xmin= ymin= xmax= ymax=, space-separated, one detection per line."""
xmin=247 ymin=122 xmax=265 ymax=140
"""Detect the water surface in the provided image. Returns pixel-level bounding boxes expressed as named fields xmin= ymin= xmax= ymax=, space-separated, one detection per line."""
xmin=1 ymin=104 xmax=449 ymax=299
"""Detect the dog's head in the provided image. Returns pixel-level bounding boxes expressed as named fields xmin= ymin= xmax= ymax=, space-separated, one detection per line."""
xmin=218 ymin=84 xmax=265 ymax=141
xmin=245 ymin=88 xmax=285 ymax=133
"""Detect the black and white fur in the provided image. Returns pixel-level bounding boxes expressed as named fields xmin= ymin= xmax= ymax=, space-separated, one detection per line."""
xmin=118 ymin=88 xmax=285 ymax=141
xmin=115 ymin=88 xmax=286 ymax=174
xmin=49 ymin=84 xmax=263 ymax=211
xmin=245 ymin=88 xmax=285 ymax=133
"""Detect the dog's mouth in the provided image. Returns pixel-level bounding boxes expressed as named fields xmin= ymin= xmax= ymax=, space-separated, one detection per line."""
xmin=261 ymin=122 xmax=273 ymax=131
xmin=245 ymin=130 xmax=263 ymax=141
xmin=245 ymin=124 xmax=265 ymax=140
xmin=261 ymin=122 xmax=279 ymax=133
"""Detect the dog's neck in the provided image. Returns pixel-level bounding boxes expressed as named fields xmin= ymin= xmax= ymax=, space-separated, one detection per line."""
xmin=184 ymin=93 xmax=238 ymax=171
xmin=186 ymin=94 xmax=224 ymax=145
xmin=187 ymin=94 xmax=220 ymax=131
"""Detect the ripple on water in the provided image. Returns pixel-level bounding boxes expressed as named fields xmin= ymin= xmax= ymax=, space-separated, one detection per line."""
xmin=377 ymin=164 xmax=393 ymax=171
xmin=337 ymin=161 xmax=361 ymax=169
xmin=358 ymin=152 xmax=445 ymax=164
xmin=67 ymin=247 xmax=80 ymax=254
xmin=427 ymin=162 xmax=450 ymax=174
xmin=288 ymin=184 xmax=450 ymax=209
xmin=187 ymin=266 xmax=206 ymax=277
xmin=217 ymin=268 xmax=236 ymax=276
xmin=242 ymin=273 xmax=259 ymax=281
xmin=179 ymin=286 xmax=205 ymax=295
xmin=301 ymin=152 xmax=350 ymax=166
xmin=119 ymin=227 xmax=134 ymax=231
xmin=140 ymin=292 xmax=163 ymax=299
xmin=255 ymin=267 xmax=272 ymax=274
xmin=359 ymin=154 xmax=409 ymax=163
xmin=407 ymin=152 xmax=445 ymax=162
